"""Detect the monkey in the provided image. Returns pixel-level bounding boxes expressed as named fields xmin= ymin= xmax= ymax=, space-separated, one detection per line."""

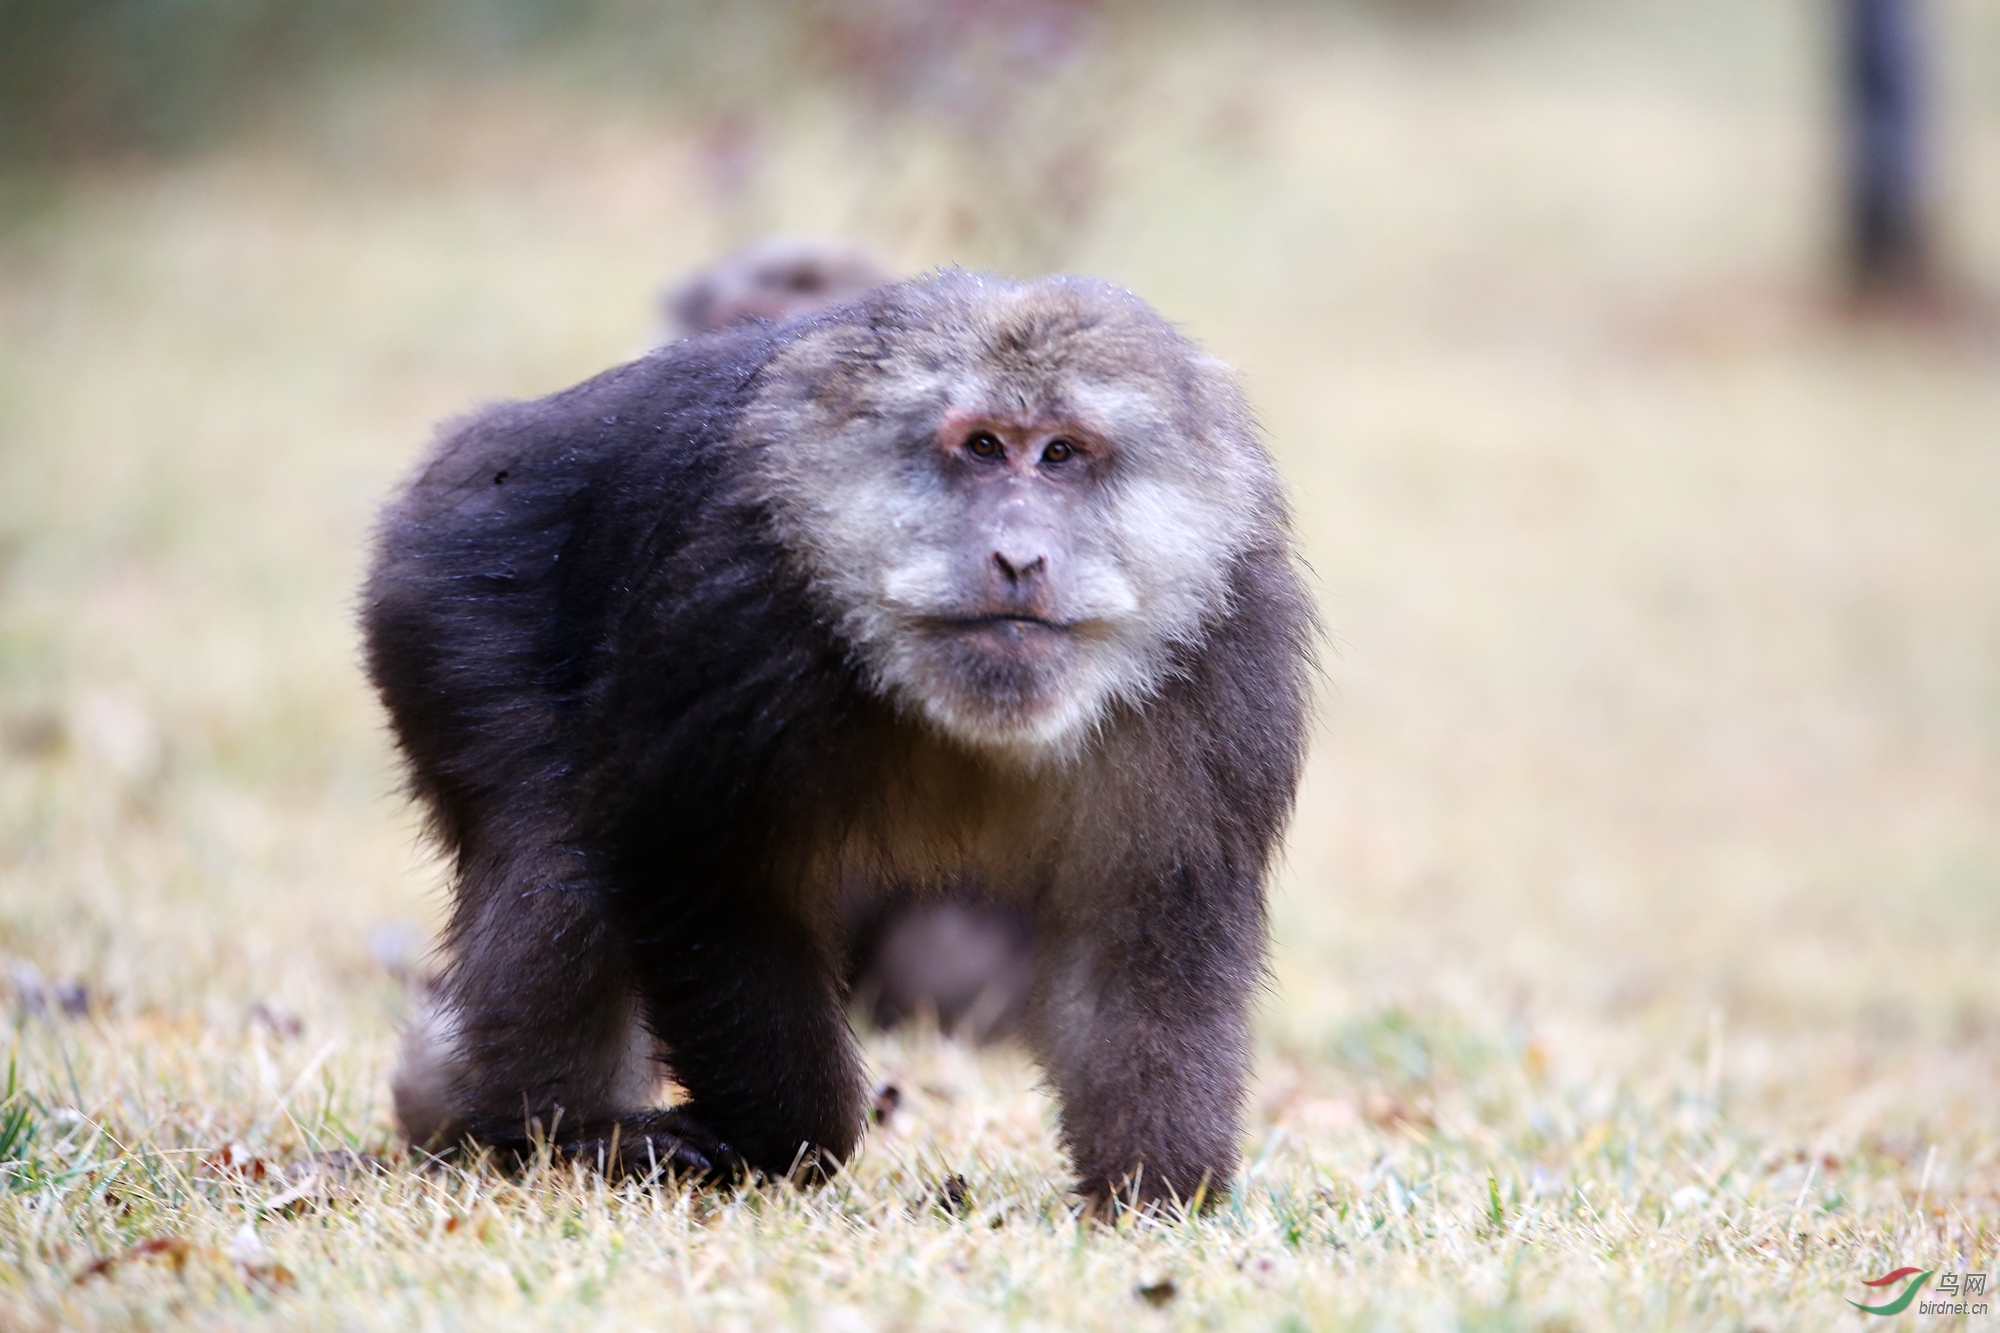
xmin=364 ymin=270 xmax=1313 ymax=1211
xmin=659 ymin=236 xmax=894 ymax=341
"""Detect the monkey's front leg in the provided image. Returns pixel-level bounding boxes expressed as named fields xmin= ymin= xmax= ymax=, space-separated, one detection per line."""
xmin=1029 ymin=876 xmax=1262 ymax=1213
xmin=547 ymin=1106 xmax=740 ymax=1180
xmin=412 ymin=852 xmax=735 ymax=1181
xmin=620 ymin=891 xmax=867 ymax=1181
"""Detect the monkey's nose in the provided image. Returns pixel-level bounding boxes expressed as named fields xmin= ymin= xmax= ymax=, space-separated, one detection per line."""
xmin=992 ymin=549 xmax=1048 ymax=584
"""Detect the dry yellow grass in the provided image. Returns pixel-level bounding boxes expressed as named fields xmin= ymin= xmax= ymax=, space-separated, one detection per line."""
xmin=2 ymin=5 xmax=1998 ymax=1328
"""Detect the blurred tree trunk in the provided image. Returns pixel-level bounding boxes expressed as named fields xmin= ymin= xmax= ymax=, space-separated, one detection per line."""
xmin=1841 ymin=0 xmax=1930 ymax=297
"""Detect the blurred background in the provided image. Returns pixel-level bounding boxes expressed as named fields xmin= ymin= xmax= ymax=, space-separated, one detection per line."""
xmin=1 ymin=0 xmax=1998 ymax=1211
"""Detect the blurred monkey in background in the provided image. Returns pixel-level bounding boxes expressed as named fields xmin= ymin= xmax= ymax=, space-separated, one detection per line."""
xmin=659 ymin=237 xmax=894 ymax=340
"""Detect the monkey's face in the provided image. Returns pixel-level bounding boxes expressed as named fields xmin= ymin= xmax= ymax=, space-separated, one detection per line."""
xmin=746 ymin=275 xmax=1287 ymax=762
xmin=876 ymin=404 xmax=1135 ymax=749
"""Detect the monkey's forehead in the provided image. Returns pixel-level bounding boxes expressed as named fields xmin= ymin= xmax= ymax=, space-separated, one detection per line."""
xmin=755 ymin=272 xmax=1241 ymax=430
xmin=877 ymin=272 xmax=1193 ymax=367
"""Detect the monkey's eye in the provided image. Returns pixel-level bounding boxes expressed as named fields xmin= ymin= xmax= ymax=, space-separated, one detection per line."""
xmin=1042 ymin=439 xmax=1076 ymax=464
xmin=965 ymin=432 xmax=1004 ymax=461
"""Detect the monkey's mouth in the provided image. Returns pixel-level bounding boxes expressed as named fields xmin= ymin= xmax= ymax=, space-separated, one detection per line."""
xmin=941 ymin=613 xmax=1070 ymax=632
xmin=924 ymin=614 xmax=1075 ymax=666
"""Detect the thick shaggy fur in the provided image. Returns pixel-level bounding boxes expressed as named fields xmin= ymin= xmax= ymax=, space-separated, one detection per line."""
xmin=364 ymin=272 xmax=1313 ymax=1207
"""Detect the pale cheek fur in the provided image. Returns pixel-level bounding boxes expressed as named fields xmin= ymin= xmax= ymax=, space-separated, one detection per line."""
xmin=785 ymin=458 xmax=957 ymax=623
xmin=878 ymin=549 xmax=959 ymax=613
xmin=1059 ymin=552 xmax=1142 ymax=622
xmin=1104 ymin=476 xmax=1247 ymax=639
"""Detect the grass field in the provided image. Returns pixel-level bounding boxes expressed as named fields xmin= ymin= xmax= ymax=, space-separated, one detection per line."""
xmin=2 ymin=3 xmax=1999 ymax=1327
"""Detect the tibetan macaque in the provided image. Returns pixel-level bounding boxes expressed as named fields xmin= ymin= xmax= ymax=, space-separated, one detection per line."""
xmin=660 ymin=236 xmax=893 ymax=340
xmin=365 ymin=271 xmax=1313 ymax=1210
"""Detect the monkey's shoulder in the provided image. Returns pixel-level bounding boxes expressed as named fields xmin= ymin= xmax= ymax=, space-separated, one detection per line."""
xmin=1118 ymin=543 xmax=1314 ymax=835
xmin=362 ymin=324 xmax=809 ymax=768
xmin=398 ymin=321 xmax=785 ymax=515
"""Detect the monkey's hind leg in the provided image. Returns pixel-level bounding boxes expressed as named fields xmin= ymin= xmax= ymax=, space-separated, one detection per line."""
xmin=389 ymin=992 xmax=467 ymax=1147
xmin=396 ymin=852 xmax=733 ymax=1180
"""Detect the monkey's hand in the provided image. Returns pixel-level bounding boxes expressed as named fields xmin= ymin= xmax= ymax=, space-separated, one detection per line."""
xmin=557 ymin=1108 xmax=742 ymax=1184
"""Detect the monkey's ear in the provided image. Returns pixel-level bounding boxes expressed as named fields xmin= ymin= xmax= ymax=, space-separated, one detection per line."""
xmin=1187 ymin=354 xmax=1257 ymax=424
xmin=1191 ymin=354 xmax=1242 ymax=383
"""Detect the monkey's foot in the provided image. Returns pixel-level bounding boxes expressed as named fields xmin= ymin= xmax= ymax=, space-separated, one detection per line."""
xmin=557 ymin=1108 xmax=742 ymax=1184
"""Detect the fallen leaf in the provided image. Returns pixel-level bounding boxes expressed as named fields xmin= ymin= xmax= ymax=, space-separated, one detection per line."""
xmin=74 ymin=1236 xmax=190 ymax=1283
xmin=201 ymin=1143 xmax=268 ymax=1182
